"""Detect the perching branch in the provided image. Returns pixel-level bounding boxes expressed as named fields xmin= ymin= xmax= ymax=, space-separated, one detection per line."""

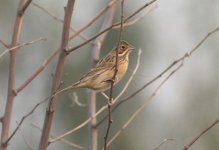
xmin=103 ymin=1 xmax=125 ymax=149
xmin=88 ymin=1 xmax=116 ymax=150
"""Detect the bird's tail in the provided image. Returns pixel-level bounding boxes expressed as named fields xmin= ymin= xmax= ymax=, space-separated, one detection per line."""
xmin=53 ymin=84 xmax=77 ymax=97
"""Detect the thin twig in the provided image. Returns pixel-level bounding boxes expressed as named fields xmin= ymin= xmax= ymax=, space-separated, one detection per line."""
xmin=49 ymin=105 xmax=108 ymax=143
xmin=103 ymin=1 xmax=125 ymax=150
xmin=0 ymin=39 xmax=9 ymax=48
xmin=183 ymin=118 xmax=219 ymax=150
xmin=0 ymin=38 xmax=46 ymax=59
xmin=88 ymin=1 xmax=116 ymax=150
xmin=113 ymin=0 xmax=158 ymax=29
xmin=153 ymin=139 xmax=174 ymax=150
xmin=188 ymin=26 xmax=219 ymax=55
xmin=67 ymin=0 xmax=157 ymax=53
xmin=17 ymin=122 xmax=34 ymax=150
xmin=32 ymin=124 xmax=86 ymax=150
xmin=123 ymin=0 xmax=157 ymax=23
xmin=16 ymin=48 xmax=60 ymax=93
xmin=31 ymin=2 xmax=63 ymax=22
xmin=31 ymin=2 xmax=89 ymax=42
xmin=69 ymin=0 xmax=118 ymax=41
xmin=5 ymin=97 xmax=49 ymax=144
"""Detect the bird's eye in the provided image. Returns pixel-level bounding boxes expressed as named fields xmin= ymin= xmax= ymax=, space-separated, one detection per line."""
xmin=118 ymin=45 xmax=126 ymax=54
xmin=119 ymin=45 xmax=126 ymax=54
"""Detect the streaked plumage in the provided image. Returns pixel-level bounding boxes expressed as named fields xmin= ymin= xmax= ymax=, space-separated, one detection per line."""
xmin=56 ymin=40 xmax=134 ymax=95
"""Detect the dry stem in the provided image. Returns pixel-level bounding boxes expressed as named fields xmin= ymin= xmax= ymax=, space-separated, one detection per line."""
xmin=103 ymin=1 xmax=125 ymax=149
xmin=0 ymin=1 xmax=25 ymax=149
xmin=0 ymin=38 xmax=46 ymax=59
xmin=183 ymin=118 xmax=219 ymax=150
xmin=38 ymin=1 xmax=75 ymax=150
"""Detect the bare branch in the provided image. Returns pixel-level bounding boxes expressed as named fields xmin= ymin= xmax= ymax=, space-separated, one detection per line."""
xmin=69 ymin=0 xmax=118 ymax=41
xmin=61 ymin=138 xmax=87 ymax=150
xmin=18 ymin=0 xmax=33 ymax=15
xmin=32 ymin=2 xmax=89 ymax=42
xmin=188 ymin=26 xmax=219 ymax=56
xmin=104 ymin=1 xmax=125 ymax=149
xmin=123 ymin=0 xmax=157 ymax=23
xmin=0 ymin=38 xmax=46 ymax=60
xmin=17 ymin=123 xmax=34 ymax=150
xmin=31 ymin=2 xmax=63 ymax=22
xmin=0 ymin=39 xmax=9 ymax=48
xmin=1 ymin=0 xmax=25 ymax=149
xmin=183 ymin=118 xmax=219 ymax=150
xmin=32 ymin=124 xmax=86 ymax=150
xmin=153 ymin=139 xmax=174 ymax=150
xmin=16 ymin=48 xmax=59 ymax=93
xmin=49 ymin=106 xmax=108 ymax=143
xmin=88 ymin=1 xmax=117 ymax=150
xmin=67 ymin=0 xmax=158 ymax=53
xmin=5 ymin=97 xmax=49 ymax=144
xmin=113 ymin=0 xmax=158 ymax=29
xmin=38 ymin=1 xmax=75 ymax=149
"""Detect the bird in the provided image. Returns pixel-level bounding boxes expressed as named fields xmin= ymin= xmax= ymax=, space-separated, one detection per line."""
xmin=55 ymin=40 xmax=134 ymax=96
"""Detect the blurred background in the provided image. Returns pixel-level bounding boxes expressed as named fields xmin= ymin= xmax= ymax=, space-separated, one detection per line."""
xmin=0 ymin=0 xmax=219 ymax=149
